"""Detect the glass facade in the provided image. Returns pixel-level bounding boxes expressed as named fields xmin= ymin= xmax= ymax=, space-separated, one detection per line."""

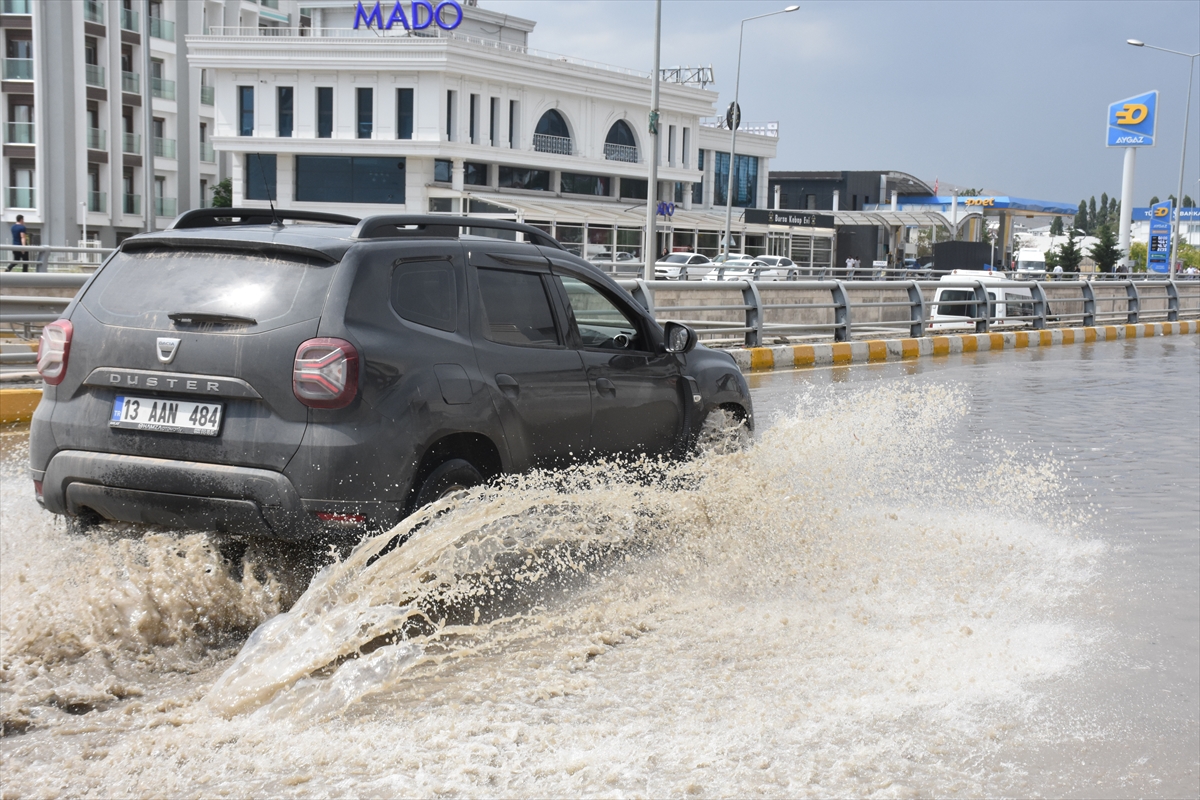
xmin=295 ymin=156 xmax=405 ymax=204
xmin=561 ymin=173 xmax=609 ymax=196
xmin=713 ymin=152 xmax=758 ymax=208
xmin=463 ymin=162 xmax=488 ymax=186
xmin=397 ymin=88 xmax=414 ymax=140
xmin=619 ymin=178 xmax=647 ymax=201
xmin=245 ymin=154 xmax=276 ymax=201
xmin=498 ymin=167 xmax=549 ymax=191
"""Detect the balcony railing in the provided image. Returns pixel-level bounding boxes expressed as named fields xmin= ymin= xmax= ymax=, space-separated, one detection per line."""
xmin=155 ymin=197 xmax=177 ymax=218
xmin=83 ymin=0 xmax=104 ymax=23
xmin=122 ymin=71 xmax=140 ymax=94
xmin=261 ymin=0 xmax=280 ymax=8
xmin=149 ymin=16 xmax=174 ymax=40
xmin=87 ymin=128 xmax=106 ymax=150
xmin=7 ymin=187 xmax=35 ymax=208
xmin=604 ymin=142 xmax=639 ymax=163
xmin=152 ymin=77 xmax=175 ymax=101
xmin=88 ymin=191 xmax=107 ymax=213
xmin=153 ymin=137 xmax=176 ymax=159
xmin=4 ymin=121 xmax=34 ymax=144
xmin=200 ymin=85 xmax=215 ymax=105
xmin=2 ymin=0 xmax=32 ymax=14
xmin=122 ymin=132 xmax=141 ymax=153
xmin=120 ymin=7 xmax=138 ymax=32
xmin=200 ymin=142 xmax=215 ymax=163
xmin=532 ymin=133 xmax=572 ymax=156
xmin=123 ymin=193 xmax=141 ymax=215
xmin=85 ymin=63 xmax=106 ymax=88
xmin=3 ymin=58 xmax=33 ymax=81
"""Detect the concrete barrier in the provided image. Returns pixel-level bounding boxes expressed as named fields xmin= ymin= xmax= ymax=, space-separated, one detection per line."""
xmin=0 ymin=387 xmax=42 ymax=425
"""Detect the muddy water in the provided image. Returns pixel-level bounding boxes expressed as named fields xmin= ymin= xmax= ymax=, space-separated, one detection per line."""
xmin=1 ymin=336 xmax=1196 ymax=798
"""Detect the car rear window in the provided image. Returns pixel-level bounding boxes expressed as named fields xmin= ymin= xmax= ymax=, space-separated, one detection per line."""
xmin=391 ymin=260 xmax=457 ymax=332
xmin=476 ymin=268 xmax=560 ymax=347
xmin=83 ymin=248 xmax=335 ymax=330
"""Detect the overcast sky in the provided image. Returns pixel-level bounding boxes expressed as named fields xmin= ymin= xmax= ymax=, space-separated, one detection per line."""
xmin=486 ymin=0 xmax=1200 ymax=206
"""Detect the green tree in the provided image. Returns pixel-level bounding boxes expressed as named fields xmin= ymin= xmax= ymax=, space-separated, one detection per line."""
xmin=1149 ymin=195 xmax=1160 ymax=205
xmin=1044 ymin=245 xmax=1061 ymax=270
xmin=1088 ymin=196 xmax=1098 ymax=233
xmin=1109 ymin=196 xmax=1119 ymax=225
xmin=1128 ymin=241 xmax=1148 ymax=272
xmin=1099 ymin=192 xmax=1110 ymax=228
xmin=1058 ymin=228 xmax=1084 ymax=274
xmin=1088 ymin=224 xmax=1123 ymax=274
xmin=1075 ymin=200 xmax=1088 ymax=233
xmin=1050 ymin=216 xmax=1064 ymax=235
xmin=211 ymin=178 xmax=233 ymax=208
xmin=1184 ymin=194 xmax=1195 ymax=209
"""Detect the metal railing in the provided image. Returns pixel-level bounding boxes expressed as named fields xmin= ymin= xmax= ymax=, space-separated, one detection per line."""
xmin=122 ymin=71 xmax=140 ymax=93
xmin=533 ymin=133 xmax=572 ymax=156
xmin=0 ymin=269 xmax=97 ymax=343
xmin=604 ymin=142 xmax=638 ymax=163
xmin=123 ymin=193 xmax=141 ymax=215
xmin=4 ymin=121 xmax=33 ymax=144
xmin=122 ymin=131 xmax=141 ymax=153
xmin=85 ymin=63 xmax=105 ymax=87
xmin=87 ymin=127 xmax=106 ymax=150
xmin=3 ymin=58 xmax=33 ymax=80
xmin=87 ymin=191 xmax=106 ymax=213
xmin=200 ymin=141 xmax=215 ymax=162
xmin=83 ymin=0 xmax=104 ymax=24
xmin=153 ymin=136 xmax=176 ymax=158
xmin=152 ymin=77 xmax=175 ymax=101
xmin=200 ymin=84 xmax=215 ymax=105
xmin=613 ymin=276 xmax=1200 ymax=347
xmin=5 ymin=187 xmax=35 ymax=208
xmin=120 ymin=6 xmax=138 ymax=31
xmin=149 ymin=16 xmax=175 ymax=40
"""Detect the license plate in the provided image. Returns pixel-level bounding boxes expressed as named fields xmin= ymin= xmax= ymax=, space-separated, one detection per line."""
xmin=110 ymin=395 xmax=223 ymax=437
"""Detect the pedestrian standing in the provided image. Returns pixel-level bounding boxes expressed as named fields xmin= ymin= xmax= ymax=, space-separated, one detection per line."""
xmin=845 ymin=255 xmax=854 ymax=278
xmin=7 ymin=215 xmax=30 ymax=272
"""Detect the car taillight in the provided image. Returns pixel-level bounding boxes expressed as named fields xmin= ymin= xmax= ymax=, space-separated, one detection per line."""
xmin=315 ymin=511 xmax=366 ymax=527
xmin=293 ymin=337 xmax=359 ymax=409
xmin=37 ymin=319 xmax=73 ymax=385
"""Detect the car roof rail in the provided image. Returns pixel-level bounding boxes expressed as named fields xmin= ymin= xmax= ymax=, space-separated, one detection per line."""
xmin=352 ymin=215 xmax=563 ymax=249
xmin=167 ymin=208 xmax=362 ymax=230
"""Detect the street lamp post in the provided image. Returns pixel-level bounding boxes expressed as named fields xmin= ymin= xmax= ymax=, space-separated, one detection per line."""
xmin=1127 ymin=39 xmax=1199 ymax=279
xmin=720 ymin=5 xmax=799 ymax=258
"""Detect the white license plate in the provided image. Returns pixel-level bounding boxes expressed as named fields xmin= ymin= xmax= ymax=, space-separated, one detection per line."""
xmin=110 ymin=395 xmax=223 ymax=436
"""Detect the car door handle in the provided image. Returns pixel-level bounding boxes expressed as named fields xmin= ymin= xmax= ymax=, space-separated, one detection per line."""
xmin=595 ymin=377 xmax=616 ymax=396
xmin=495 ymin=373 xmax=519 ymax=397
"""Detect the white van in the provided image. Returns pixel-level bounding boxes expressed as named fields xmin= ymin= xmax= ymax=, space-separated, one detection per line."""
xmin=928 ymin=270 xmax=1035 ymax=331
xmin=1014 ymin=248 xmax=1047 ymax=280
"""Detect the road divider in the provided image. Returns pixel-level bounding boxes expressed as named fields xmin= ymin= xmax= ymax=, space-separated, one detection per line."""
xmin=0 ymin=387 xmax=42 ymax=425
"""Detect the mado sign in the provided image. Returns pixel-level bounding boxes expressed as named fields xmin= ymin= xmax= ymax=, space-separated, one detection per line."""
xmin=1107 ymin=90 xmax=1157 ymax=147
xmin=354 ymin=0 xmax=463 ymax=31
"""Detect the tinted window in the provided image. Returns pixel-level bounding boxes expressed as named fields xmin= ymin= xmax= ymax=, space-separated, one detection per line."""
xmin=391 ymin=261 xmax=457 ymax=332
xmin=245 ymin=153 xmax=276 ymax=201
xmin=277 ymin=87 xmax=293 ymax=137
xmin=477 ymin=268 xmax=559 ymax=347
xmin=295 ymin=156 xmax=405 ymax=204
xmin=936 ymin=290 xmax=977 ymax=319
xmin=397 ymin=88 xmax=414 ymax=139
xmin=558 ymin=276 xmax=642 ymax=351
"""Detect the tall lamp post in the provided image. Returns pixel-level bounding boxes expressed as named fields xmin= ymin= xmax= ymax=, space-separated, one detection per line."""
xmin=1127 ymin=39 xmax=1199 ymax=279
xmin=720 ymin=5 xmax=800 ymax=258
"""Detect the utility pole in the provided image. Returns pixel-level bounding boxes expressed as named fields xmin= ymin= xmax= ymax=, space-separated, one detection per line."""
xmin=643 ymin=0 xmax=661 ymax=282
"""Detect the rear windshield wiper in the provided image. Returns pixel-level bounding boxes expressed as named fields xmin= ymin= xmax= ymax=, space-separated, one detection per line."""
xmin=168 ymin=312 xmax=257 ymax=326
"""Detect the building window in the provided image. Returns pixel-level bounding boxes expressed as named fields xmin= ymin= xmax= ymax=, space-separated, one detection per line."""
xmin=620 ymin=178 xmax=647 ymax=201
xmin=692 ymin=149 xmax=705 ymax=205
xmin=668 ymin=125 xmax=676 ymax=167
xmin=508 ymin=99 xmax=518 ymax=148
xmin=397 ymin=88 xmax=413 ymax=140
xmin=237 ymin=86 xmax=254 ymax=136
xmin=356 ymin=87 xmax=373 ymax=139
xmin=277 ymin=87 xmax=293 ymax=137
xmin=316 ymin=87 xmax=333 ymax=138
xmin=469 ymin=93 xmax=479 ymax=144
xmin=532 ymin=109 xmax=571 ymax=155
xmin=807 ymin=194 xmax=816 ymax=210
xmin=463 ymin=162 xmax=488 ymax=186
xmin=434 ymin=159 xmax=452 ymax=183
xmin=604 ymin=120 xmax=638 ymax=163
xmin=446 ymin=90 xmax=457 ymax=141
xmin=489 ymin=97 xmax=499 ymax=147
xmin=682 ymin=127 xmax=690 ymax=168
xmin=561 ymin=173 xmax=609 ymax=197
xmin=498 ymin=166 xmax=549 ymax=192
xmin=295 ymin=155 xmax=405 ymax=204
xmin=245 ymin=153 xmax=277 ymax=201
xmin=713 ymin=152 xmax=758 ymax=208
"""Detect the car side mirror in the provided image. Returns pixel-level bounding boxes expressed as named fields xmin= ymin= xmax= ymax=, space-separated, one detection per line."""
xmin=663 ymin=321 xmax=697 ymax=354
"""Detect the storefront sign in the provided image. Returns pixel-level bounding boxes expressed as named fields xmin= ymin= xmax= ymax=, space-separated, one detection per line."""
xmin=744 ymin=209 xmax=834 ymax=228
xmin=963 ymin=197 xmax=996 ymax=207
xmin=1147 ymin=201 xmax=1172 ymax=272
xmin=656 ymin=201 xmax=676 ymax=218
xmin=353 ymin=0 xmax=463 ymax=31
xmin=1107 ymin=90 xmax=1157 ymax=147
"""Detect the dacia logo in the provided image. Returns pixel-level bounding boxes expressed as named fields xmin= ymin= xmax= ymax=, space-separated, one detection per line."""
xmin=1154 ymin=206 xmax=1170 ymax=217
xmin=1114 ymin=103 xmax=1149 ymax=126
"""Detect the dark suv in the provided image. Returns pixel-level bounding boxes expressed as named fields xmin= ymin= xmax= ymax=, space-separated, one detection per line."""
xmin=30 ymin=211 xmax=752 ymax=539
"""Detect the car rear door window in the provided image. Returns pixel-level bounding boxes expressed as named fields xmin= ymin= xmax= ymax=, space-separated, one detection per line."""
xmin=391 ymin=260 xmax=457 ymax=332
xmin=477 ymin=268 xmax=560 ymax=347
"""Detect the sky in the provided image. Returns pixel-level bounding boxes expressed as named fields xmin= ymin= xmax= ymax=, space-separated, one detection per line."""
xmin=485 ymin=0 xmax=1200 ymax=207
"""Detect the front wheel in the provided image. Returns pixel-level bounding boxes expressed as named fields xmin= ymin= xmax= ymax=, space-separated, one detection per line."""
xmin=695 ymin=407 xmax=751 ymax=455
xmin=413 ymin=458 xmax=484 ymax=510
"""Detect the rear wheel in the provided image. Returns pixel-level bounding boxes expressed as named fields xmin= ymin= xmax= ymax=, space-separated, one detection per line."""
xmin=413 ymin=458 xmax=484 ymax=510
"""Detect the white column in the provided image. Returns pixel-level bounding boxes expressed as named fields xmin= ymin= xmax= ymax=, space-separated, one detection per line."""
xmin=1118 ymin=146 xmax=1136 ymax=267
xmin=451 ymin=158 xmax=464 ymax=191
xmin=832 ymin=190 xmax=839 ymax=211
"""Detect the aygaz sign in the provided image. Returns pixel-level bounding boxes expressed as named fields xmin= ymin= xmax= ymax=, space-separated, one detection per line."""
xmin=1107 ymin=90 xmax=1157 ymax=147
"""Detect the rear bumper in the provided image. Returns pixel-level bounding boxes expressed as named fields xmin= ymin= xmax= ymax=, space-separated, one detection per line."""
xmin=39 ymin=450 xmax=399 ymax=539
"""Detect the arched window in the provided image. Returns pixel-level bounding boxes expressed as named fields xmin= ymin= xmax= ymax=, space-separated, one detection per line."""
xmin=604 ymin=119 xmax=638 ymax=163
xmin=533 ymin=109 xmax=571 ymax=155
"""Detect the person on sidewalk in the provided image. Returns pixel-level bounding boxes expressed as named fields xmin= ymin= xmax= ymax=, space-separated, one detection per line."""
xmin=7 ymin=215 xmax=30 ymax=272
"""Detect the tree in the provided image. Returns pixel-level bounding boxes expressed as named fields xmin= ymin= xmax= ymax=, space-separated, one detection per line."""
xmin=1044 ymin=245 xmax=1061 ymax=270
xmin=1058 ymin=229 xmax=1084 ymax=274
xmin=1088 ymin=196 xmax=1098 ymax=233
xmin=1109 ymin=196 xmax=1119 ymax=225
xmin=211 ymin=179 xmax=233 ymax=208
xmin=1050 ymin=216 xmax=1064 ymax=235
xmin=1088 ymin=224 xmax=1123 ymax=274
xmin=1184 ymin=194 xmax=1195 ymax=209
xmin=1099 ymin=192 xmax=1110 ymax=228
xmin=1149 ymin=195 xmax=1160 ymax=205
xmin=1075 ymin=200 xmax=1088 ymax=233
xmin=959 ymin=188 xmax=983 ymax=197
xmin=1129 ymin=241 xmax=1148 ymax=272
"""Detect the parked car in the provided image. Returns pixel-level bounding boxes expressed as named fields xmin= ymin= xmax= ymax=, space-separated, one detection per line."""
xmin=30 ymin=211 xmax=753 ymax=539
xmin=754 ymin=255 xmax=802 ymax=280
xmin=702 ymin=257 xmax=793 ymax=282
xmin=927 ymin=270 xmax=1035 ymax=331
xmin=654 ymin=252 xmax=714 ymax=280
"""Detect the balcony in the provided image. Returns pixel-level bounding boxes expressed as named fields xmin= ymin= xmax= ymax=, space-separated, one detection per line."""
xmin=122 ymin=71 xmax=140 ymax=94
xmin=83 ymin=0 xmax=104 ymax=24
xmin=3 ymin=58 xmax=33 ymax=81
xmin=87 ymin=128 xmax=106 ymax=150
xmin=123 ymin=193 xmax=141 ymax=215
xmin=604 ymin=142 xmax=639 ymax=163
xmin=122 ymin=132 xmax=141 ymax=153
xmin=153 ymin=137 xmax=176 ymax=159
xmin=85 ymin=63 xmax=105 ymax=88
xmin=154 ymin=197 xmax=177 ymax=218
xmin=149 ymin=16 xmax=174 ymax=40
xmin=533 ymin=133 xmax=572 ymax=156
xmin=6 ymin=187 xmax=35 ymax=208
xmin=4 ymin=121 xmax=33 ymax=144
xmin=200 ymin=142 xmax=215 ymax=163
xmin=88 ymin=191 xmax=107 ymax=213
xmin=2 ymin=0 xmax=31 ymax=13
xmin=152 ymin=77 xmax=175 ymax=101
xmin=120 ymin=7 xmax=138 ymax=32
xmin=200 ymin=85 xmax=215 ymax=105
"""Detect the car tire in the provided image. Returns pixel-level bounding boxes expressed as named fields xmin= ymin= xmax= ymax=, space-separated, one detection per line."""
xmin=413 ymin=458 xmax=485 ymax=510
xmin=787 ymin=270 xmax=799 ymax=281
xmin=695 ymin=407 xmax=751 ymax=455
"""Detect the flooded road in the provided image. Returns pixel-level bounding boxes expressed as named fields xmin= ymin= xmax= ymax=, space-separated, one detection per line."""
xmin=2 ymin=335 xmax=1197 ymax=798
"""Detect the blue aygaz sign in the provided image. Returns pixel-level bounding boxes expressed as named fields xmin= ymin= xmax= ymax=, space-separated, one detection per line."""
xmin=1147 ymin=201 xmax=1172 ymax=273
xmin=1107 ymin=90 xmax=1158 ymax=147
xmin=354 ymin=0 xmax=463 ymax=31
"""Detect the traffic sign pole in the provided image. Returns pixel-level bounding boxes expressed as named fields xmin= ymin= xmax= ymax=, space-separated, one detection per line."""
xmin=1118 ymin=146 xmax=1136 ymax=268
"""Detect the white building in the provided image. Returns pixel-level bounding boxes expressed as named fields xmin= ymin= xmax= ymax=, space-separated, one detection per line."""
xmin=187 ymin=0 xmax=830 ymax=269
